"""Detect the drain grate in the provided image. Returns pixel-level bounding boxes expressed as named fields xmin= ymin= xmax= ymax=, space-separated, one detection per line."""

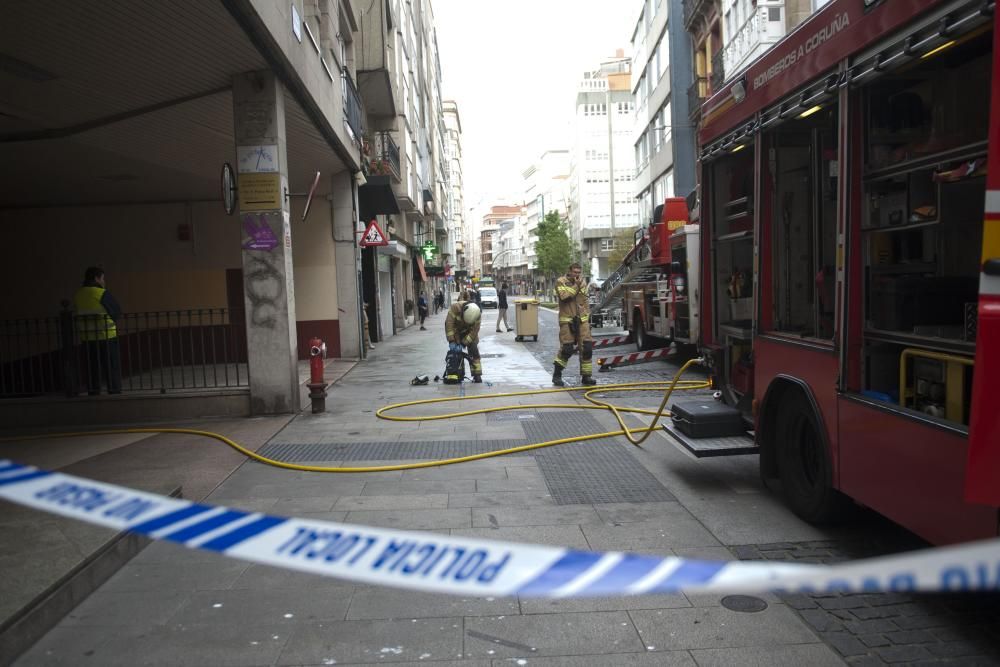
xmin=522 ymin=411 xmax=609 ymax=442
xmin=259 ymin=439 xmax=533 ymax=462
xmin=721 ymin=595 xmax=768 ymax=613
xmin=535 ymin=441 xmax=676 ymax=505
xmin=487 ymin=410 xmax=538 ymax=423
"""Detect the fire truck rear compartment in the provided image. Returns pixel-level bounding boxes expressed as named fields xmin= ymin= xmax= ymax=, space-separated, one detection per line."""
xmin=857 ymin=32 xmax=991 ymax=428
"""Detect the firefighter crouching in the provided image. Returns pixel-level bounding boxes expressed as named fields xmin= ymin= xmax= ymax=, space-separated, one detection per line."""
xmin=445 ymin=299 xmax=483 ymax=383
xmin=553 ymin=262 xmax=596 ymax=387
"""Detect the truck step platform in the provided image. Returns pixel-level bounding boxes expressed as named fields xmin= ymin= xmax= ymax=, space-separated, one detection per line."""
xmin=661 ymin=419 xmax=758 ymax=457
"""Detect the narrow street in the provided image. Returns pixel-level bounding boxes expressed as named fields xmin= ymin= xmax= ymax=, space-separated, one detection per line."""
xmin=11 ymin=305 xmax=999 ymax=666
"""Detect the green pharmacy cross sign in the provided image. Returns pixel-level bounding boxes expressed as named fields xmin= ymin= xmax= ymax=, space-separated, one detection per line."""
xmin=421 ymin=241 xmax=439 ymax=261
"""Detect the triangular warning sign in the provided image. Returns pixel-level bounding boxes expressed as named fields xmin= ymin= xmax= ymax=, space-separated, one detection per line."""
xmin=359 ymin=220 xmax=388 ymax=247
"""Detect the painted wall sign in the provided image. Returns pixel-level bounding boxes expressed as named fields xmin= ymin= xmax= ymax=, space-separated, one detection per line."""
xmin=243 ymin=214 xmax=280 ymax=252
xmin=238 ymin=173 xmax=282 ymax=211
xmin=237 ymin=145 xmax=279 ymax=173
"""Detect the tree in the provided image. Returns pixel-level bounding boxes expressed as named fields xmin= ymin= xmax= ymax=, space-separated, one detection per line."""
xmin=606 ymin=225 xmax=642 ymax=270
xmin=534 ymin=210 xmax=576 ymax=280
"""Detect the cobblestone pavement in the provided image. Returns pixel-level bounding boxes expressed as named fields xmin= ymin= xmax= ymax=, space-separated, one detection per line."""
xmin=735 ymin=530 xmax=1000 ymax=666
xmin=533 ymin=309 xmax=1000 ymax=666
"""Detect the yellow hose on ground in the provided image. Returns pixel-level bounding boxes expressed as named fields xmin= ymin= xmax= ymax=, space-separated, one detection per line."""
xmin=4 ymin=358 xmax=709 ymax=473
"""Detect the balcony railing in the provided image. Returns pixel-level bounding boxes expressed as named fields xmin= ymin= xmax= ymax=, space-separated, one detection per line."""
xmin=683 ymin=0 xmax=709 ymax=29
xmin=370 ymin=131 xmax=401 ymax=181
xmin=687 ymin=76 xmax=708 ymax=119
xmin=711 ymin=50 xmax=725 ymax=93
xmin=342 ymin=68 xmax=364 ymax=140
xmin=0 ymin=308 xmax=249 ymax=398
xmin=721 ymin=6 xmax=785 ymax=81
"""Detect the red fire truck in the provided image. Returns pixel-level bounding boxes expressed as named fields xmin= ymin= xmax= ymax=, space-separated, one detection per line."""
xmin=595 ymin=199 xmax=699 ymax=354
xmin=695 ymin=0 xmax=1000 ymax=545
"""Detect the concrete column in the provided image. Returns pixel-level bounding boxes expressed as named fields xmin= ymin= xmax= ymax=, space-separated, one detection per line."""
xmin=333 ymin=172 xmax=362 ymax=358
xmin=232 ymin=70 xmax=299 ymax=414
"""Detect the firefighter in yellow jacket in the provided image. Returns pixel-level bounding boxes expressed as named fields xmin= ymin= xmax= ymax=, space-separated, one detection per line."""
xmin=445 ymin=299 xmax=483 ymax=383
xmin=553 ymin=262 xmax=596 ymax=386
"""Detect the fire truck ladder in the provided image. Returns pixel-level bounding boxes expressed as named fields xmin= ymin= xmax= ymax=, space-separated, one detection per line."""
xmin=597 ymin=260 xmax=665 ymax=309
xmin=597 ymin=344 xmax=678 ymax=371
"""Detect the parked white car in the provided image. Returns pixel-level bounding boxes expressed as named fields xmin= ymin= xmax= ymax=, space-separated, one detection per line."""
xmin=479 ymin=287 xmax=499 ymax=309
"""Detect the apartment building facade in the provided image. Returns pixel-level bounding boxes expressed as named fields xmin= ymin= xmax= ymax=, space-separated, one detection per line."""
xmin=631 ymin=0 xmax=698 ymax=229
xmin=522 ymin=150 xmax=571 ymax=292
xmin=0 ymin=0 xmax=463 ymax=424
xmin=357 ymin=0 xmax=454 ymax=339
xmin=443 ymin=100 xmax=465 ymax=287
xmin=568 ymin=52 xmax=639 ymax=280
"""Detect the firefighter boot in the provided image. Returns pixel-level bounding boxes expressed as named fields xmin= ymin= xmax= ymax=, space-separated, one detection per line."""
xmin=581 ymin=375 xmax=597 ymax=386
xmin=552 ymin=363 xmax=565 ymax=387
xmin=473 ymin=375 xmax=482 ymax=383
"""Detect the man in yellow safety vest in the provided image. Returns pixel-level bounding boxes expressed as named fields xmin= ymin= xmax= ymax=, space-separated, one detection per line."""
xmin=73 ymin=266 xmax=122 ymax=395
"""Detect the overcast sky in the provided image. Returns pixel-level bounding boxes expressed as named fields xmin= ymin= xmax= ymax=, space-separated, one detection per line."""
xmin=432 ymin=0 xmax=639 ymax=206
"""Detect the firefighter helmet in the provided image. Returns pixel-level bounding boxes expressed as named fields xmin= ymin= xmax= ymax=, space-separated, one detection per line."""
xmin=462 ymin=302 xmax=481 ymax=325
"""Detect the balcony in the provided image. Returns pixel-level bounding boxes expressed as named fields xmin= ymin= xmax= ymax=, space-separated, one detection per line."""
xmin=357 ymin=0 xmax=397 ymax=118
xmin=342 ymin=68 xmax=364 ymax=141
xmin=721 ymin=5 xmax=786 ymax=82
xmin=711 ymin=50 xmax=725 ymax=93
xmin=369 ymin=131 xmax=400 ymax=182
xmin=687 ymin=76 xmax=708 ymax=119
xmin=683 ymin=0 xmax=710 ymax=30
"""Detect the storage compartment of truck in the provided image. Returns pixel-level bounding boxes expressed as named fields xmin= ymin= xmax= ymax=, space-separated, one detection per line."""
xmin=670 ymin=399 xmax=746 ymax=438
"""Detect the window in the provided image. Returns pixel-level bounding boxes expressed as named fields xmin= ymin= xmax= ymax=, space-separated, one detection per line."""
xmin=601 ymin=238 xmax=615 ymax=252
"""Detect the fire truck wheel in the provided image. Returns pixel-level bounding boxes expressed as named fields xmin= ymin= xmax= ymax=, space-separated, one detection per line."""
xmin=775 ymin=391 xmax=849 ymax=524
xmin=634 ymin=319 xmax=653 ymax=351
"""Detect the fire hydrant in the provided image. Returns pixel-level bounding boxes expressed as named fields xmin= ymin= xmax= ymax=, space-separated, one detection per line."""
xmin=307 ymin=337 xmax=328 ymax=413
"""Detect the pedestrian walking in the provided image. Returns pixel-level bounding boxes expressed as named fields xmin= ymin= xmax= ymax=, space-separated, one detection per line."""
xmin=496 ymin=282 xmax=511 ymax=332
xmin=362 ymin=301 xmax=375 ymax=350
xmin=444 ymin=298 xmax=483 ymax=383
xmin=418 ymin=292 xmax=429 ymax=330
xmin=73 ymin=266 xmax=122 ymax=395
xmin=434 ymin=289 xmax=444 ymax=314
xmin=552 ymin=262 xmax=596 ymax=387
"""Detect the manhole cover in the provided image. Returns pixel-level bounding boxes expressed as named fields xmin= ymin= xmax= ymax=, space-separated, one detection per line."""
xmin=720 ymin=595 xmax=768 ymax=613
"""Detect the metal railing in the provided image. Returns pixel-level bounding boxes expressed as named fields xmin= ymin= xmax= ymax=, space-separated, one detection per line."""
xmin=372 ymin=130 xmax=401 ymax=180
xmin=687 ymin=76 xmax=708 ymax=118
xmin=711 ymin=51 xmax=725 ymax=92
xmin=0 ymin=308 xmax=249 ymax=398
xmin=342 ymin=68 xmax=364 ymax=140
xmin=720 ymin=7 xmax=784 ymax=82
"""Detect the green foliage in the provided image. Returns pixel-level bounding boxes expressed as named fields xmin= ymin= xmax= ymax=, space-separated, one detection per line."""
xmin=606 ymin=225 xmax=641 ymax=270
xmin=534 ymin=210 xmax=577 ymax=279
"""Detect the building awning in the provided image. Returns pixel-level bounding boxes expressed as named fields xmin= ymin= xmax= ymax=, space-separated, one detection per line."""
xmin=359 ymin=175 xmax=400 ymax=220
xmin=415 ymin=254 xmax=428 ymax=282
xmin=377 ymin=240 xmax=409 ymax=258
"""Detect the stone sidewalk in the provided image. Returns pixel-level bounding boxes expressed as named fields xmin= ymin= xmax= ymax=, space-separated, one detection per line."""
xmin=14 ymin=307 xmax=848 ymax=666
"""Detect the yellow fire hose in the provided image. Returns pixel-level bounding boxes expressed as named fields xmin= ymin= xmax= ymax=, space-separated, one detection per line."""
xmin=4 ymin=359 xmax=709 ymax=473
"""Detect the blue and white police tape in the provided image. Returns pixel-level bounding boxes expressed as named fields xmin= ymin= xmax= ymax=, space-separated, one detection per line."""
xmin=1 ymin=459 xmax=998 ymax=596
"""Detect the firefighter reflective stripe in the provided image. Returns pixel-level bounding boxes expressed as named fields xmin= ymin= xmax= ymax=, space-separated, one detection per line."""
xmin=986 ymin=190 xmax=1000 ymax=216
xmin=73 ymin=287 xmax=117 ymax=341
xmin=556 ymin=284 xmax=578 ymax=299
